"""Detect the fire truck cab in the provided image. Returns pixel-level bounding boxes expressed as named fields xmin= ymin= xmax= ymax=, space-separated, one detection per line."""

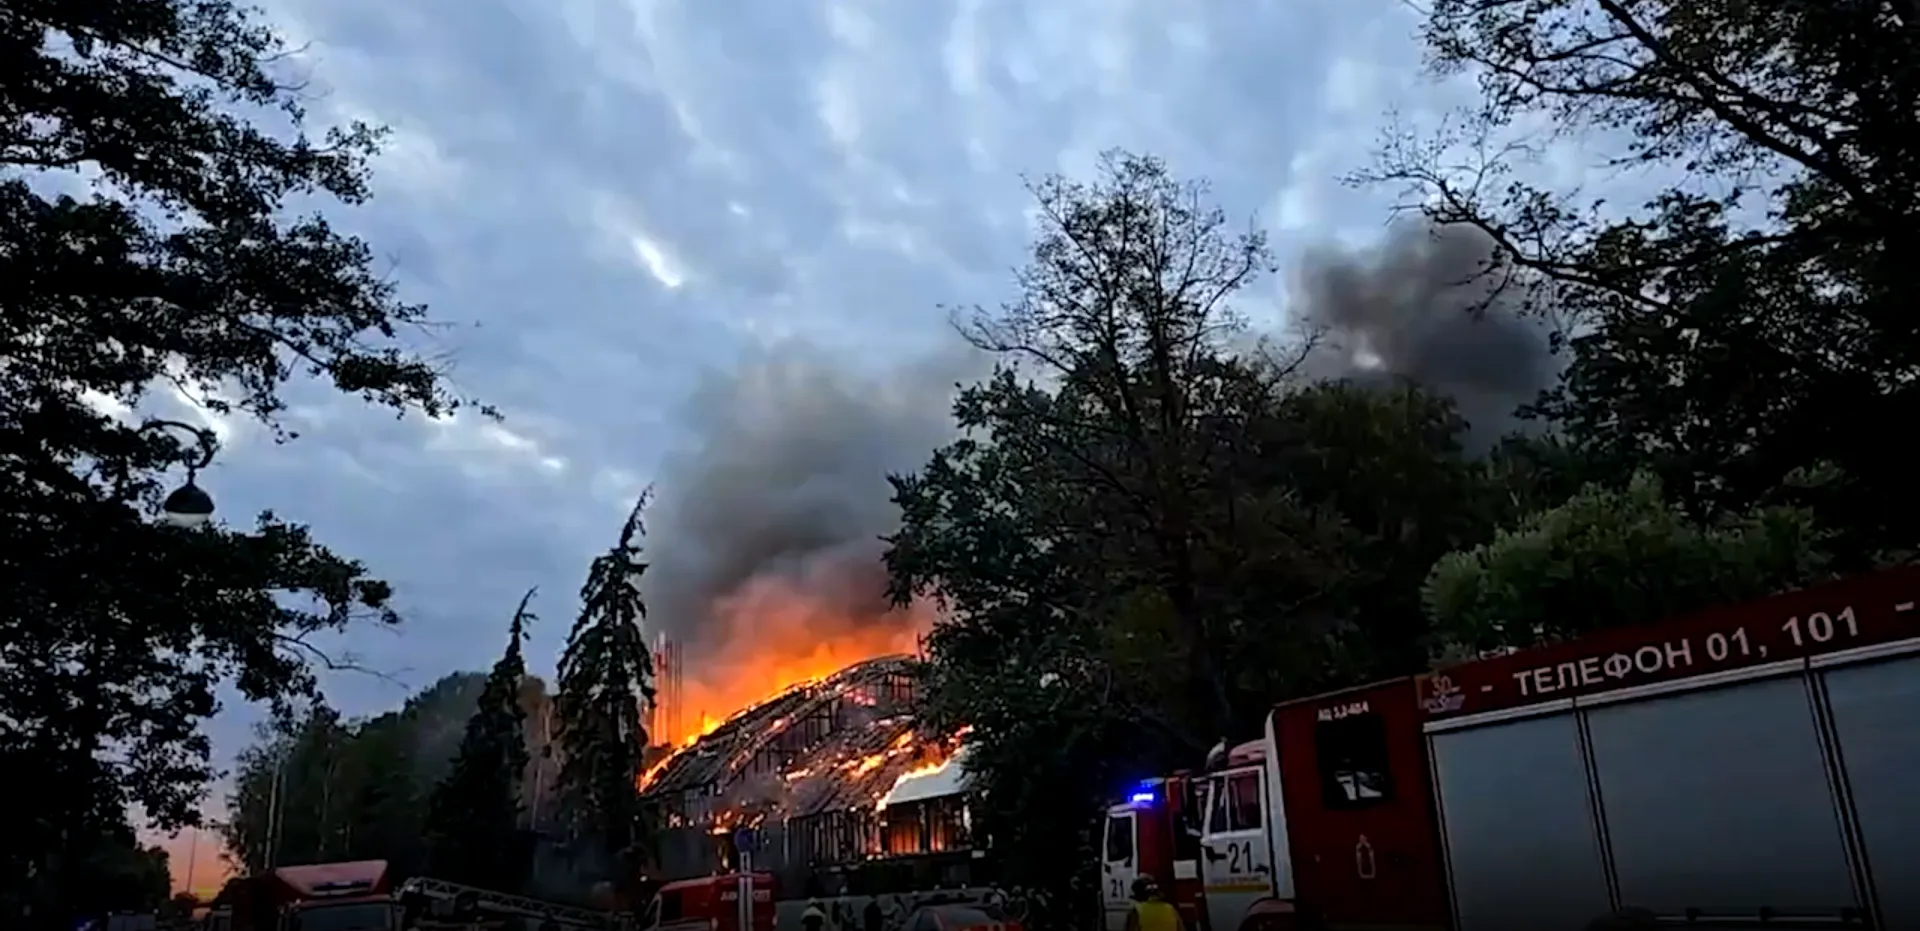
xmin=1102 ymin=565 xmax=1920 ymax=931
xmin=1099 ymin=772 xmax=1206 ymax=931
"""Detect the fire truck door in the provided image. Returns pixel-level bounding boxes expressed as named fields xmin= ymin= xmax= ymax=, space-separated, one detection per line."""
xmin=1275 ymin=694 xmax=1447 ymax=929
xmin=1200 ymin=767 xmax=1273 ymax=931
xmin=1102 ymin=809 xmax=1139 ymax=931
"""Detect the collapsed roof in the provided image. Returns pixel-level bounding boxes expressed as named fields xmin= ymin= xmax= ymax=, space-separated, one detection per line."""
xmin=639 ymin=655 xmax=965 ymax=827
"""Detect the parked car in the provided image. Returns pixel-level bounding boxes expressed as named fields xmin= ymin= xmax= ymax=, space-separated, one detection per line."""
xmin=900 ymin=904 xmax=1018 ymax=931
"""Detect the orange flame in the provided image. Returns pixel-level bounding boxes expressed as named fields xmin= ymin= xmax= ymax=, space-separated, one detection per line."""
xmin=848 ymin=753 xmax=889 ymax=777
xmin=637 ymin=578 xmax=935 ymax=791
xmin=660 ymin=578 xmax=933 ymax=747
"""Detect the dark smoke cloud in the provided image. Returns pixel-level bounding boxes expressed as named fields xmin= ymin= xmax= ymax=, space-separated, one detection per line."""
xmin=1293 ymin=220 xmax=1561 ymax=449
xmin=644 ymin=223 xmax=1555 ymax=659
xmin=645 ymin=342 xmax=986 ymax=659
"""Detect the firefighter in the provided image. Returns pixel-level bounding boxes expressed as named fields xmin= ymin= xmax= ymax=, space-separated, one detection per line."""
xmin=801 ymin=901 xmax=830 ymax=931
xmin=1123 ymin=877 xmax=1183 ymax=931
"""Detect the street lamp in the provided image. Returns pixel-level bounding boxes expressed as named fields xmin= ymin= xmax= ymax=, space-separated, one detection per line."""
xmin=139 ymin=419 xmax=219 ymax=528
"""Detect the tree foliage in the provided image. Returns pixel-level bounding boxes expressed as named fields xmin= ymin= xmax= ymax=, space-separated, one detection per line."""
xmin=1424 ymin=472 xmax=1835 ymax=653
xmin=3 ymin=830 xmax=170 ymax=924
xmin=554 ymin=493 xmax=657 ymax=874
xmin=2 ymin=0 xmax=481 ymax=913
xmin=939 ymin=152 xmax=1335 ymax=738
xmin=1363 ymin=0 xmax=1920 ymax=562
xmin=424 ymin=590 xmax=538 ymax=890
xmin=889 ymin=153 xmax=1508 ymax=914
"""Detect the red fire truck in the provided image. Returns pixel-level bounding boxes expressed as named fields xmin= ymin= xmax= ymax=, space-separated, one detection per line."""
xmin=643 ymin=872 xmax=776 ymax=931
xmin=1102 ymin=565 xmax=1920 ymax=931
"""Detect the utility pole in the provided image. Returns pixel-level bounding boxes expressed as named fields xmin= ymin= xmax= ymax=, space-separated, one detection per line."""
xmin=264 ymin=746 xmax=289 ymax=870
xmin=185 ymin=826 xmax=200 ymax=897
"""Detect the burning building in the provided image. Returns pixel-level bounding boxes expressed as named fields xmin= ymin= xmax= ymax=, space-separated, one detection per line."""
xmin=638 ymin=655 xmax=978 ymax=895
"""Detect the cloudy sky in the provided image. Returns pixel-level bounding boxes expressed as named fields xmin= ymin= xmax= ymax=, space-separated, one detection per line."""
xmin=150 ymin=0 xmax=1542 ymax=886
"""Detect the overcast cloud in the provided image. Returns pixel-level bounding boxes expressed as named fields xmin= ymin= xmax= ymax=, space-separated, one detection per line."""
xmin=145 ymin=0 xmax=1604 ymax=886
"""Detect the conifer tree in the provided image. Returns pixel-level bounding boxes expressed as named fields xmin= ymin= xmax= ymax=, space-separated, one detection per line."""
xmin=554 ymin=492 xmax=657 ymax=870
xmin=423 ymin=590 xmax=537 ymax=889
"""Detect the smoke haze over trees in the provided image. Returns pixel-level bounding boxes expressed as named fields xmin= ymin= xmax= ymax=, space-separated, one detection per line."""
xmin=1364 ymin=0 xmax=1920 ymax=565
xmin=1293 ymin=221 xmax=1562 ymax=449
xmin=222 ymin=673 xmax=558 ymax=878
xmin=639 ymin=221 xmax=1561 ymax=676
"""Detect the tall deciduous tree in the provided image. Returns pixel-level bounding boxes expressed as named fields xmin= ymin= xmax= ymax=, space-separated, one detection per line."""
xmin=888 ymin=153 xmax=1508 ymax=917
xmin=424 ymin=591 xmax=538 ymax=890
xmin=2 ymin=0 xmax=483 ymax=918
xmin=554 ymin=493 xmax=657 ymax=876
xmin=947 ymin=150 xmax=1287 ymax=739
xmin=1362 ymin=0 xmax=1920 ymax=561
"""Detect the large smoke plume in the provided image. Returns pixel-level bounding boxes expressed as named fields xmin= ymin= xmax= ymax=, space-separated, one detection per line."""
xmin=1293 ymin=220 xmax=1561 ymax=449
xmin=644 ymin=345 xmax=984 ymax=668
xmin=640 ymin=222 xmax=1561 ymax=693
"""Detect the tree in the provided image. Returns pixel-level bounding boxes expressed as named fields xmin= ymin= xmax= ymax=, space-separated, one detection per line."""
xmin=3 ymin=0 xmax=485 ymax=915
xmin=3 ymin=830 xmax=171 ymax=926
xmin=1424 ymin=472 xmax=1835 ymax=653
xmin=947 ymin=150 xmax=1292 ymax=739
xmin=163 ymin=893 xmax=202 ymax=922
xmin=221 ymin=671 xmax=539 ymax=878
xmin=891 ymin=374 xmax=1195 ymax=910
xmin=423 ymin=590 xmax=537 ymax=890
xmin=1257 ymin=381 xmax=1513 ymax=677
xmin=220 ymin=703 xmax=351 ymax=874
xmin=888 ymin=154 xmax=1509 ymax=916
xmin=1361 ymin=0 xmax=1920 ymax=562
xmin=553 ymin=493 xmax=657 ymax=877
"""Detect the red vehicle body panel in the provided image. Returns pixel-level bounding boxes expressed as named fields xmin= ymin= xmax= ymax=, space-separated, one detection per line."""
xmin=1414 ymin=562 xmax=1920 ymax=722
xmin=1270 ymin=680 xmax=1448 ymax=929
xmin=652 ymin=872 xmax=775 ymax=931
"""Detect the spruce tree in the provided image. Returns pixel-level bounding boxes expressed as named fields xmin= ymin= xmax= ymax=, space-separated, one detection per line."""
xmin=423 ymin=590 xmax=537 ymax=889
xmin=554 ymin=492 xmax=657 ymax=871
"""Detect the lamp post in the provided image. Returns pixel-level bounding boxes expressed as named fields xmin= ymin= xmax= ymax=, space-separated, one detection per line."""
xmin=137 ymin=419 xmax=219 ymax=527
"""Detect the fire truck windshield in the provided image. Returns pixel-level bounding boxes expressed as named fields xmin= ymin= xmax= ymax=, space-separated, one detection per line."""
xmin=288 ymin=902 xmax=396 ymax=931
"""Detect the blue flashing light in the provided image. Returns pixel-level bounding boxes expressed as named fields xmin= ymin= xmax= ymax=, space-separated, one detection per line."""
xmin=1128 ymin=791 xmax=1156 ymax=804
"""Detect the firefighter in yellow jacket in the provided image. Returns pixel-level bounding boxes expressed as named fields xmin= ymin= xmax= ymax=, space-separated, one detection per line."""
xmin=1124 ymin=877 xmax=1184 ymax=931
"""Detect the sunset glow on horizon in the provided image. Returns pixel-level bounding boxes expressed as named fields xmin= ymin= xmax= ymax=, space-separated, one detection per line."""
xmin=155 ymin=825 xmax=231 ymax=900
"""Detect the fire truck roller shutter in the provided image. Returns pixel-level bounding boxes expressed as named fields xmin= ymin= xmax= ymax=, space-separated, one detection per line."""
xmin=1428 ymin=710 xmax=1613 ymax=931
xmin=1583 ymin=672 xmax=1859 ymax=919
xmin=1820 ymin=652 xmax=1920 ymax=930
